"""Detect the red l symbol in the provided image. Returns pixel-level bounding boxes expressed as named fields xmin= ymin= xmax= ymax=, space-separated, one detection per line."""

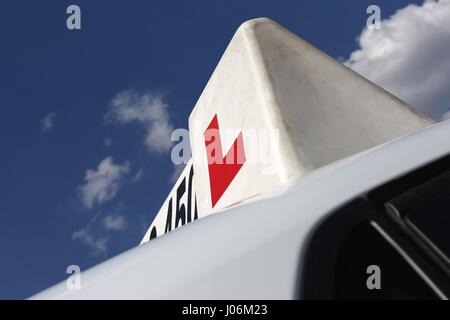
xmin=204 ymin=115 xmax=246 ymax=208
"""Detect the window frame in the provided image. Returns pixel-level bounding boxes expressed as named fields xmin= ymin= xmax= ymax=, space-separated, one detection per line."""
xmin=299 ymin=155 xmax=450 ymax=299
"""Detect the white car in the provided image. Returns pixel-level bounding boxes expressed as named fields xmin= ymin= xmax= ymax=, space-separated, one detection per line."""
xmin=32 ymin=18 xmax=449 ymax=300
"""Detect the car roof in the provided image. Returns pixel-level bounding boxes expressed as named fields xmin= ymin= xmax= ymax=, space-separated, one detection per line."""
xmin=32 ymin=120 xmax=450 ymax=299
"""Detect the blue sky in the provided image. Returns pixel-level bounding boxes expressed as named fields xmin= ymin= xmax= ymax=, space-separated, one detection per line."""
xmin=0 ymin=0 xmax=441 ymax=299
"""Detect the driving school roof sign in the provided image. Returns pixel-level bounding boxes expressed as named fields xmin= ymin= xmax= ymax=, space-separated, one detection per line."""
xmin=140 ymin=18 xmax=431 ymax=244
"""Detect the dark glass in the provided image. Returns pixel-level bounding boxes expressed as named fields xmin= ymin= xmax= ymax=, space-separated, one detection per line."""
xmin=334 ymin=223 xmax=438 ymax=300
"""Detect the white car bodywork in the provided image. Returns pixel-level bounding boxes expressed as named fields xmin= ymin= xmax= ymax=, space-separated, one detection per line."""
xmin=32 ymin=17 xmax=445 ymax=299
xmin=32 ymin=120 xmax=450 ymax=299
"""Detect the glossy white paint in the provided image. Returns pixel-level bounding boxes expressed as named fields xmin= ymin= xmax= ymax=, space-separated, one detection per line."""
xmin=31 ymin=119 xmax=450 ymax=299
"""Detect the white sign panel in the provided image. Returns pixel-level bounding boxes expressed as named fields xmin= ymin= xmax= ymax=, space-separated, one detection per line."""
xmin=141 ymin=18 xmax=431 ymax=244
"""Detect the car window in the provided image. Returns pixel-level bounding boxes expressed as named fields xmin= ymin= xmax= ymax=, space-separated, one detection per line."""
xmin=334 ymin=222 xmax=439 ymax=300
xmin=384 ymin=170 xmax=450 ymax=276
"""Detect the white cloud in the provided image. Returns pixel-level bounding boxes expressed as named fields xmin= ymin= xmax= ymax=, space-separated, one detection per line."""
xmin=345 ymin=0 xmax=450 ymax=120
xmin=79 ymin=157 xmax=130 ymax=209
xmin=131 ymin=168 xmax=145 ymax=182
xmin=73 ymin=212 xmax=126 ymax=256
xmin=102 ymin=214 xmax=127 ymax=231
xmin=72 ymin=225 xmax=108 ymax=257
xmin=40 ymin=112 xmax=57 ymax=131
xmin=106 ymin=90 xmax=174 ymax=152
xmin=104 ymin=137 xmax=113 ymax=147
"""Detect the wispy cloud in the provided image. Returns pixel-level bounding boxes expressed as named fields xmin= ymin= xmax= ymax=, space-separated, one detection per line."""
xmin=73 ymin=211 xmax=127 ymax=256
xmin=345 ymin=0 xmax=450 ymax=120
xmin=131 ymin=168 xmax=145 ymax=183
xmin=78 ymin=157 xmax=130 ymax=209
xmin=40 ymin=112 xmax=57 ymax=131
xmin=104 ymin=137 xmax=113 ymax=147
xmin=106 ymin=90 xmax=174 ymax=153
xmin=102 ymin=214 xmax=127 ymax=231
xmin=72 ymin=223 xmax=108 ymax=257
